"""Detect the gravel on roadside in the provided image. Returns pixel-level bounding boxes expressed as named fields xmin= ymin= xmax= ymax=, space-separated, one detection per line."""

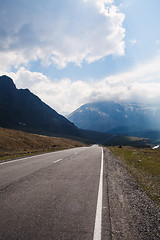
xmin=103 ymin=147 xmax=160 ymax=240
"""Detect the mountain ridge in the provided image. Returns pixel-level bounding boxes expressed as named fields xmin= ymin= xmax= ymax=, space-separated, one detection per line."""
xmin=68 ymin=101 xmax=160 ymax=133
xmin=0 ymin=75 xmax=80 ymax=137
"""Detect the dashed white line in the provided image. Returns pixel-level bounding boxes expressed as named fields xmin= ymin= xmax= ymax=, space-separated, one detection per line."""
xmin=54 ymin=159 xmax=62 ymax=163
xmin=0 ymin=155 xmax=63 ymax=166
xmin=93 ymin=147 xmax=104 ymax=240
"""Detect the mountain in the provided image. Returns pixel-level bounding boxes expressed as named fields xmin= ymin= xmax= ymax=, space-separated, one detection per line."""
xmin=0 ymin=75 xmax=80 ymax=137
xmin=68 ymin=101 xmax=160 ymax=133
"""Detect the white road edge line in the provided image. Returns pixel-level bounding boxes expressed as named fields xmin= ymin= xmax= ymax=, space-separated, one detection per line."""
xmin=0 ymin=155 xmax=63 ymax=166
xmin=54 ymin=159 xmax=62 ymax=163
xmin=0 ymin=154 xmax=42 ymax=165
xmin=93 ymin=147 xmax=104 ymax=240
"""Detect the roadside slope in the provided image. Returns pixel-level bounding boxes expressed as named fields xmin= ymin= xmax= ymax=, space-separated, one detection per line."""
xmin=0 ymin=127 xmax=86 ymax=161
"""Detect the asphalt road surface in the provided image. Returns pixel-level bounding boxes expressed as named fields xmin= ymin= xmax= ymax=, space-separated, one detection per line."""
xmin=0 ymin=145 xmax=160 ymax=240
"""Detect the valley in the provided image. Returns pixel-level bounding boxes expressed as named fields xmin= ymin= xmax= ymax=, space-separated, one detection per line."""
xmin=68 ymin=101 xmax=160 ymax=145
xmin=1 ymin=1 xmax=160 ymax=239
xmin=0 ymin=75 xmax=160 ymax=240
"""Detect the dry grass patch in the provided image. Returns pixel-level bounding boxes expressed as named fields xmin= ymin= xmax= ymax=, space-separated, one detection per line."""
xmin=109 ymin=146 xmax=160 ymax=205
xmin=0 ymin=127 xmax=86 ymax=160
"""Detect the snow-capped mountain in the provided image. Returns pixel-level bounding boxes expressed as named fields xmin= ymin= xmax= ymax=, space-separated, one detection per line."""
xmin=68 ymin=101 xmax=160 ymax=133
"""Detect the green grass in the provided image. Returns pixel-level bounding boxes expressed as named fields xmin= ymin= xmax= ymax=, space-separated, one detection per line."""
xmin=104 ymin=135 xmax=150 ymax=148
xmin=0 ymin=127 xmax=87 ymax=161
xmin=109 ymin=146 xmax=160 ymax=205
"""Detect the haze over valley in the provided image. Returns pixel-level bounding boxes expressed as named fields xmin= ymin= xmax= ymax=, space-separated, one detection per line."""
xmin=0 ymin=1 xmax=160 ymax=239
xmin=1 ymin=75 xmax=160 ymax=146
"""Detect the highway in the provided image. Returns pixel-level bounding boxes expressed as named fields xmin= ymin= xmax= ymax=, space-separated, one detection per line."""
xmin=0 ymin=145 xmax=106 ymax=240
xmin=1 ymin=145 xmax=159 ymax=240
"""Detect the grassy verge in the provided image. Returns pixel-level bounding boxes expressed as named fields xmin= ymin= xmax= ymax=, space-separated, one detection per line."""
xmin=104 ymin=135 xmax=151 ymax=148
xmin=0 ymin=127 xmax=87 ymax=161
xmin=109 ymin=146 xmax=160 ymax=206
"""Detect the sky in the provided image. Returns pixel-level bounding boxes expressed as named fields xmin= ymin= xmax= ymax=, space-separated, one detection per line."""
xmin=0 ymin=0 xmax=160 ymax=115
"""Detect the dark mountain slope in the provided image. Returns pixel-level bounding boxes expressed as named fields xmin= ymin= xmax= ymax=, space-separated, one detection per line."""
xmin=0 ymin=75 xmax=80 ymax=137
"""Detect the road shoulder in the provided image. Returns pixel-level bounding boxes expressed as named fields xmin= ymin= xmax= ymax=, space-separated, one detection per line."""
xmin=103 ymin=147 xmax=160 ymax=240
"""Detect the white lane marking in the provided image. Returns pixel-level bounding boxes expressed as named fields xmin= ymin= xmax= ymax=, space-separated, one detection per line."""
xmin=93 ymin=147 xmax=104 ymax=240
xmin=0 ymin=155 xmax=63 ymax=166
xmin=54 ymin=159 xmax=62 ymax=163
xmin=0 ymin=154 xmax=41 ymax=165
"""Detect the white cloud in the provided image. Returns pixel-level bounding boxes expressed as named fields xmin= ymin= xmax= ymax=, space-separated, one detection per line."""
xmin=9 ymin=68 xmax=91 ymax=114
xmin=4 ymin=54 xmax=160 ymax=115
xmin=84 ymin=0 xmax=114 ymax=15
xmin=0 ymin=51 xmax=28 ymax=72
xmin=0 ymin=0 xmax=125 ymax=70
xmin=8 ymin=67 xmax=49 ymax=89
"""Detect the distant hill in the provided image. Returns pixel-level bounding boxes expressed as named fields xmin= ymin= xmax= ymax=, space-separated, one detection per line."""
xmin=79 ymin=129 xmax=151 ymax=147
xmin=0 ymin=75 xmax=80 ymax=137
xmin=111 ymin=129 xmax=160 ymax=145
xmin=68 ymin=101 xmax=160 ymax=133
